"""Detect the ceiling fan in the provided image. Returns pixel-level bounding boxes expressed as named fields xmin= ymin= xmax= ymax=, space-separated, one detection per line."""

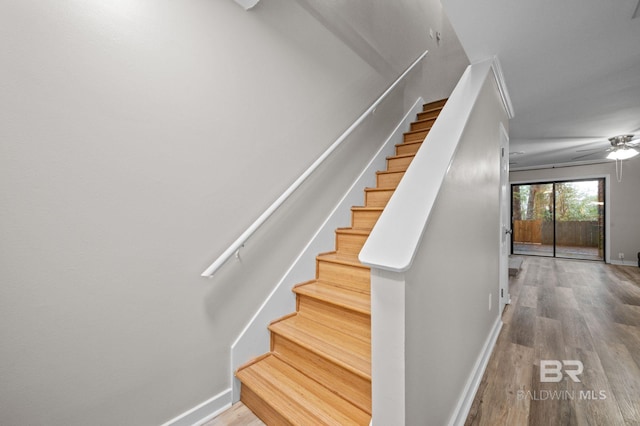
xmin=571 ymin=133 xmax=640 ymax=161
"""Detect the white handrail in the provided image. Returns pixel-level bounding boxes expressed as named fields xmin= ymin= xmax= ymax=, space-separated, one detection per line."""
xmin=201 ymin=49 xmax=429 ymax=277
xmin=359 ymin=59 xmax=496 ymax=272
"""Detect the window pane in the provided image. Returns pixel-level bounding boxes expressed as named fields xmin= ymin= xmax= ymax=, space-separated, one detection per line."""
xmin=554 ymin=180 xmax=604 ymax=261
xmin=512 ymin=183 xmax=554 ymax=257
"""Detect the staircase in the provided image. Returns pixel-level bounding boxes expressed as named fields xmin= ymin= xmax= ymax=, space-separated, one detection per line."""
xmin=235 ymin=99 xmax=447 ymax=425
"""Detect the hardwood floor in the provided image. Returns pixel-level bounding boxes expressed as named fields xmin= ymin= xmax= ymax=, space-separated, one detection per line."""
xmin=466 ymin=256 xmax=640 ymax=426
xmin=203 ymin=402 xmax=263 ymax=426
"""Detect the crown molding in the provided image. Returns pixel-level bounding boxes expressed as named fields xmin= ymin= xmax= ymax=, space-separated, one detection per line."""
xmin=490 ymin=56 xmax=515 ymax=119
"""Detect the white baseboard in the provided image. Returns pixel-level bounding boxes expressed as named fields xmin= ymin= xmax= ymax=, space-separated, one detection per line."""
xmin=160 ymin=389 xmax=232 ymax=426
xmin=610 ymin=259 xmax=638 ymax=267
xmin=448 ymin=316 xmax=503 ymax=426
xmin=229 ymin=97 xmax=425 ymax=402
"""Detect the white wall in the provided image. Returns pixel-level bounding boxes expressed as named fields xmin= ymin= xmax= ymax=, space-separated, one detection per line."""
xmin=510 ymin=158 xmax=640 ymax=265
xmin=0 ymin=1 xmax=468 ymax=424
xmin=404 ymin=72 xmax=508 ymax=424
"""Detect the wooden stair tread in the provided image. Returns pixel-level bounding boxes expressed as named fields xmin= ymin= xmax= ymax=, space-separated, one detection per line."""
xmin=336 ymin=227 xmax=371 ymax=236
xmin=376 ymin=169 xmax=405 ymax=175
xmin=364 ymin=186 xmax=395 ymax=193
xmin=269 ymin=314 xmax=371 ymax=380
xmin=396 ymin=140 xmax=422 ymax=147
xmin=421 ymin=105 xmax=444 ymax=114
xmin=403 ymin=128 xmax=431 ymax=136
xmin=237 ymin=354 xmax=371 ymax=425
xmin=422 ymin=98 xmax=447 ymax=110
xmin=417 ymin=109 xmax=441 ymax=119
xmin=294 ymin=280 xmax=370 ymax=316
xmin=413 ymin=118 xmax=437 ymax=125
xmin=336 ymin=228 xmax=370 ymax=235
xmin=387 ymin=153 xmax=416 ymax=160
xmin=317 ymin=251 xmax=368 ymax=269
xmin=351 ymin=206 xmax=384 ymax=211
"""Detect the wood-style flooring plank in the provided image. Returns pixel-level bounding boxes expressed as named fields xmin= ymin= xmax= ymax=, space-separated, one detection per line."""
xmin=518 ymin=285 xmax=538 ymax=309
xmin=465 ymin=340 xmax=534 ymax=426
xmin=558 ymin=308 xmax=594 ymax=351
xmin=565 ymin=346 xmax=625 ymax=426
xmin=203 ymin=402 xmax=265 ymax=426
xmin=591 ymin=341 xmax=640 ymax=424
xmin=509 ymin=306 xmax=536 ymax=347
xmin=616 ymin=323 xmax=640 ymax=371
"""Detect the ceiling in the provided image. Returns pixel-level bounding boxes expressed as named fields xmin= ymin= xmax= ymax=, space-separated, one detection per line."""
xmin=442 ymin=0 xmax=640 ymax=169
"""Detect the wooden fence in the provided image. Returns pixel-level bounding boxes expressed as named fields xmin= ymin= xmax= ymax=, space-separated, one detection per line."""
xmin=513 ymin=220 xmax=600 ymax=247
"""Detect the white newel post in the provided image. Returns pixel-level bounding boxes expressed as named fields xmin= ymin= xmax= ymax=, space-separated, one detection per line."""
xmin=370 ymin=268 xmax=406 ymax=425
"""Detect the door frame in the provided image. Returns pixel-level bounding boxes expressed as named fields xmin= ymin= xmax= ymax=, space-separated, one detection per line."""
xmin=499 ymin=123 xmax=511 ymax=313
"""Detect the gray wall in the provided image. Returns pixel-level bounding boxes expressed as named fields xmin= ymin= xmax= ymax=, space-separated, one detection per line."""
xmin=0 ymin=0 xmax=468 ymax=425
xmin=405 ymin=73 xmax=508 ymax=424
xmin=510 ymin=158 xmax=640 ymax=264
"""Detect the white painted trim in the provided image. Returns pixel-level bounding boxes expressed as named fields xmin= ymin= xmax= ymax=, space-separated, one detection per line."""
xmin=360 ymin=60 xmax=494 ymax=272
xmin=499 ymin=122 xmax=511 ymax=314
xmin=161 ymin=388 xmax=232 ymax=426
xmin=490 ymin=56 xmax=515 ymax=119
xmin=201 ymin=50 xmax=429 ymax=277
xmin=233 ymin=0 xmax=260 ymax=10
xmin=448 ymin=317 xmax=503 ymax=426
xmin=510 ymin=158 xmax=612 ymax=172
xmin=370 ymin=269 xmax=406 ymax=426
xmin=610 ymin=259 xmax=638 ymax=267
xmin=230 ymin=98 xmax=426 ymax=402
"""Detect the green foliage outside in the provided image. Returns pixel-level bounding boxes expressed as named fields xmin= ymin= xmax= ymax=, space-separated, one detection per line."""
xmin=513 ymin=181 xmax=601 ymax=222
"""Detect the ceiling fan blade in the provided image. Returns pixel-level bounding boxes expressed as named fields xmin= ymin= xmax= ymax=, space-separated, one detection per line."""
xmin=575 ymin=147 xmax=601 ymax=153
xmin=571 ymin=151 xmax=606 ymax=161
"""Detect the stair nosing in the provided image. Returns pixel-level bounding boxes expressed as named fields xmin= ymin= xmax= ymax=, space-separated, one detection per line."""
xmin=421 ymin=106 xmax=444 ymax=114
xmin=412 ymin=117 xmax=437 ymax=125
xmin=351 ymin=206 xmax=384 ymax=211
xmin=364 ymin=186 xmax=396 ymax=192
xmin=387 ymin=153 xmax=416 ymax=160
xmin=376 ymin=169 xmax=405 ymax=175
xmin=404 ymin=128 xmax=431 ymax=136
xmin=336 ymin=227 xmax=371 ymax=236
xmin=395 ymin=140 xmax=423 ymax=147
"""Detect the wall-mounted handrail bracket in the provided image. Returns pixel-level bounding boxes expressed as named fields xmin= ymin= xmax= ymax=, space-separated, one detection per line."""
xmin=235 ymin=244 xmax=244 ymax=260
xmin=234 ymin=0 xmax=260 ymax=11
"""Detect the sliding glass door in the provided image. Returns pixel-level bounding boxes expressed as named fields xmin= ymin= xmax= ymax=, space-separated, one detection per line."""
xmin=511 ymin=179 xmax=605 ymax=261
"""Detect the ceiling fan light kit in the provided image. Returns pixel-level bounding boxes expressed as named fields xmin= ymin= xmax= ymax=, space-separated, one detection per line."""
xmin=606 ymin=148 xmax=639 ymax=160
xmin=606 ymin=134 xmax=639 ymax=160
